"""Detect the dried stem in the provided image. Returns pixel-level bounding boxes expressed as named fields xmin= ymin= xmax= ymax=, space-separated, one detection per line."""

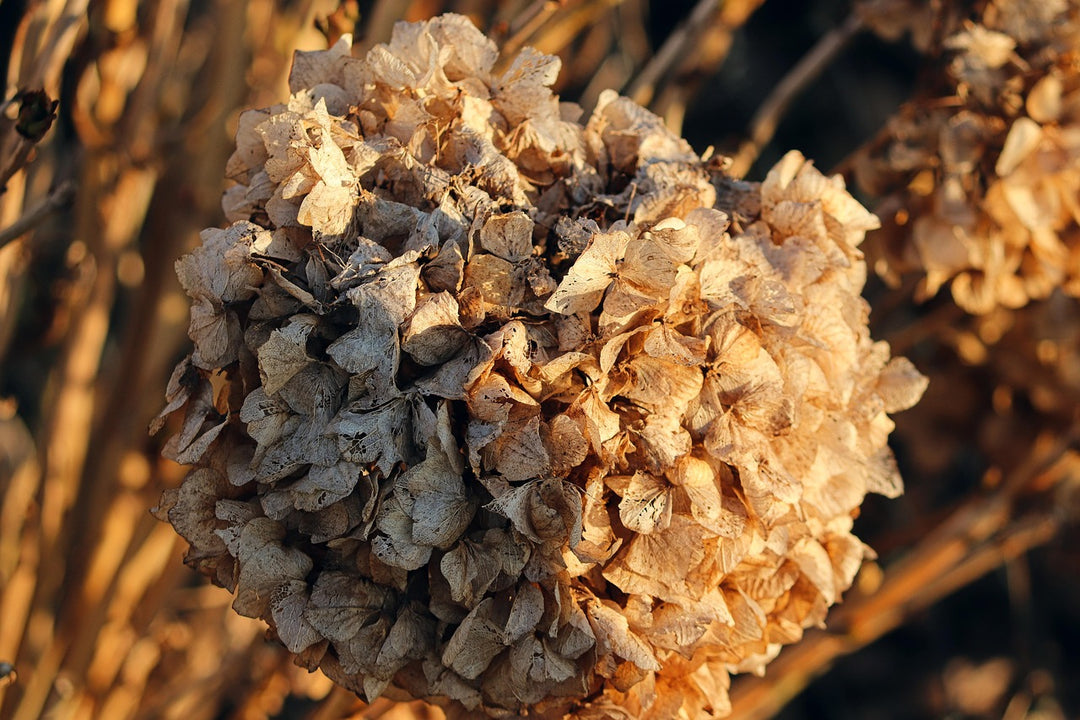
xmin=649 ymin=0 xmax=767 ymax=134
xmin=0 ymin=181 xmax=73 ymax=250
xmin=498 ymin=1 xmax=561 ymax=59
xmin=0 ymin=0 xmax=258 ymax=716
xmin=729 ymin=12 xmax=864 ymax=178
xmin=0 ymin=137 xmax=35 ymax=195
xmin=525 ymin=0 xmax=625 ymax=58
xmin=21 ymin=0 xmax=92 ymax=91
xmin=624 ymin=0 xmax=718 ymax=107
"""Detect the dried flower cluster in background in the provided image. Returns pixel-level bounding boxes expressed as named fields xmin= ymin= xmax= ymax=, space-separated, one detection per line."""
xmin=154 ymin=15 xmax=925 ymax=718
xmin=855 ymin=0 xmax=1080 ymax=313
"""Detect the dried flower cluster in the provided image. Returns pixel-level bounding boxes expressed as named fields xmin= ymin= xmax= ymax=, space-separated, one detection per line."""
xmin=154 ymin=15 xmax=925 ymax=718
xmin=855 ymin=0 xmax=1080 ymax=314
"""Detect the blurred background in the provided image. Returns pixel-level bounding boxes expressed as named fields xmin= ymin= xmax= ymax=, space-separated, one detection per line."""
xmin=0 ymin=1 xmax=1077 ymax=719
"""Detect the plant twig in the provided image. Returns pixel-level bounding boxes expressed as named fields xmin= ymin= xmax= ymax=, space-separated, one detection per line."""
xmin=0 ymin=137 xmax=35 ymax=196
xmin=0 ymin=0 xmax=89 ymax=191
xmin=526 ymin=0 xmax=623 ymax=59
xmin=0 ymin=182 xmax=73 ymax=250
xmin=650 ymin=0 xmax=767 ymax=134
xmin=729 ymin=12 xmax=864 ymax=178
xmin=498 ymin=0 xmax=561 ymax=59
xmin=624 ymin=0 xmax=717 ymax=107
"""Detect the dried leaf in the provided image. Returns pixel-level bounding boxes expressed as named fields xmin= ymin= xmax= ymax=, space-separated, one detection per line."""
xmin=402 ymin=292 xmax=469 ymax=366
xmin=271 ymin=580 xmax=322 ymax=653
xmin=614 ymin=471 xmax=671 ymax=535
xmin=545 ymin=230 xmax=629 ymax=315
xmin=257 ymin=315 xmax=318 ymax=395
xmin=479 ymin=211 xmax=534 ymax=262
xmin=405 ymin=428 xmax=474 ymax=548
xmin=331 ymin=396 xmax=419 ymax=476
xmin=441 ymin=598 xmax=507 ymax=679
xmin=585 ymin=599 xmax=660 ymax=672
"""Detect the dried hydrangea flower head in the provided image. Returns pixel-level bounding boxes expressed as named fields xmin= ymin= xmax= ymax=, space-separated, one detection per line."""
xmin=153 ymin=14 xmax=926 ymax=718
xmin=855 ymin=0 xmax=1080 ymax=314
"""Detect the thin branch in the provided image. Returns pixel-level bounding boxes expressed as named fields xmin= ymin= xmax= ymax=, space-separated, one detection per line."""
xmin=729 ymin=12 xmax=864 ymax=178
xmin=650 ymin=0 xmax=767 ymax=134
xmin=526 ymin=0 xmax=624 ymax=58
xmin=918 ymin=515 xmax=1059 ymax=603
xmin=0 ymin=182 xmax=73 ymax=251
xmin=624 ymin=0 xmax=717 ymax=107
xmin=0 ymin=137 xmax=34 ymax=196
xmin=499 ymin=1 xmax=561 ymax=59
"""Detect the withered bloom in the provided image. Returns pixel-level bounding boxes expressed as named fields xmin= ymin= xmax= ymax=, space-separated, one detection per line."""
xmin=154 ymin=15 xmax=925 ymax=718
xmin=856 ymin=0 xmax=1080 ymax=313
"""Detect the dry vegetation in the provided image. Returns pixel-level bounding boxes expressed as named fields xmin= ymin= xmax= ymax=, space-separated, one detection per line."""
xmin=0 ymin=1 xmax=1077 ymax=720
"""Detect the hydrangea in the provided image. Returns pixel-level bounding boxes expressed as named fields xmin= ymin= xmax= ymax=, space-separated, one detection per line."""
xmin=154 ymin=15 xmax=925 ymax=718
xmin=856 ymin=0 xmax=1080 ymax=313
